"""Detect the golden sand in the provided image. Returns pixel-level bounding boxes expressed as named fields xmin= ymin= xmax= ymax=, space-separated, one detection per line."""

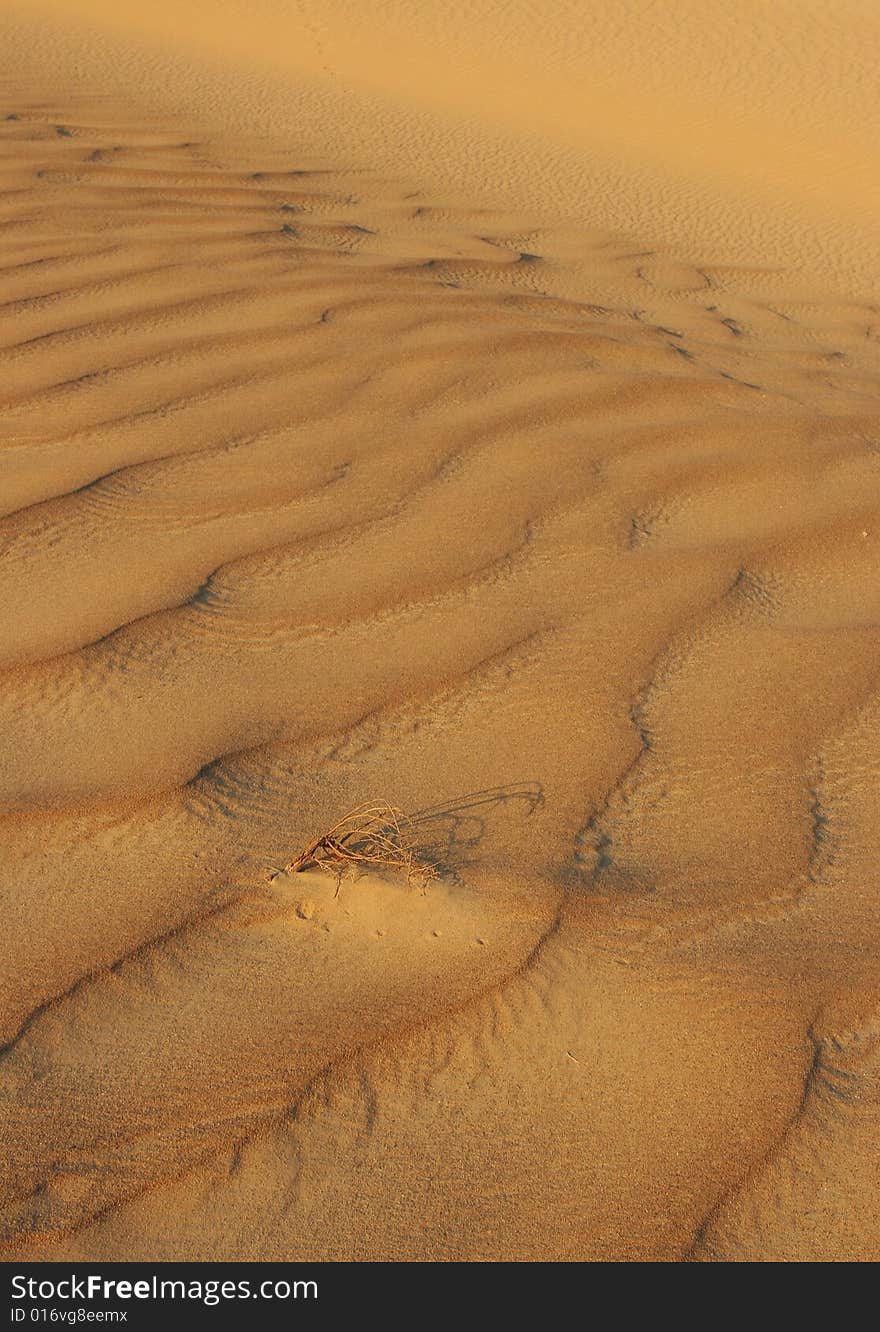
xmin=1 ymin=1 xmax=879 ymax=1262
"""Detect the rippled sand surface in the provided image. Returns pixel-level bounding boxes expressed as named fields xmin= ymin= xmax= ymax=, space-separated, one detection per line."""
xmin=1 ymin=2 xmax=879 ymax=1262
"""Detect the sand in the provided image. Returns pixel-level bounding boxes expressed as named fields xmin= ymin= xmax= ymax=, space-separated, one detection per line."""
xmin=1 ymin=1 xmax=879 ymax=1263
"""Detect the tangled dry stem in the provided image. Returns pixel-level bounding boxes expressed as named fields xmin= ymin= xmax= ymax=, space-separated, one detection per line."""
xmin=275 ymin=802 xmax=439 ymax=892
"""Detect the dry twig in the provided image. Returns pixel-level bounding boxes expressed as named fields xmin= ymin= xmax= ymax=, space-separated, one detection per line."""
xmin=271 ymin=802 xmax=438 ymax=892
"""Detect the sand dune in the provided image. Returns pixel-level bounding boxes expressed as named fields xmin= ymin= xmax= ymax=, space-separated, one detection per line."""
xmin=1 ymin=2 xmax=879 ymax=1262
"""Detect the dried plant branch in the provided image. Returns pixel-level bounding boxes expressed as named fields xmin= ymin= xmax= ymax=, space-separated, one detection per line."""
xmin=272 ymin=801 xmax=438 ymax=892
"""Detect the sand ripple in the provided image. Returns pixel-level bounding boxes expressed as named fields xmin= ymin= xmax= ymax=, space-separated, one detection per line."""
xmin=1 ymin=87 xmax=878 ymax=1261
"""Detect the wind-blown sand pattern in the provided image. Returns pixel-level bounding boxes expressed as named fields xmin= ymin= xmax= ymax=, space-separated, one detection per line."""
xmin=1 ymin=2 xmax=879 ymax=1262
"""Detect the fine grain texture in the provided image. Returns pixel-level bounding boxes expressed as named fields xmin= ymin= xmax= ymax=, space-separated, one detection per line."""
xmin=1 ymin=0 xmax=879 ymax=1262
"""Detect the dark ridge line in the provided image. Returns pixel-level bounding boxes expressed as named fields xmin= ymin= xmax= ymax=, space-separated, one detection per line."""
xmin=0 ymin=312 xmax=335 ymax=406
xmin=1 ymin=281 xmax=262 ymax=357
xmin=27 ymin=176 xmax=315 ymax=206
xmin=0 ymin=614 xmax=553 ymax=850
xmin=605 ymin=660 xmax=880 ymax=961
xmin=0 ymin=471 xmax=540 ymax=675
xmin=0 ymin=257 xmax=191 ymax=316
xmin=2 ymin=255 xmax=487 ymax=405
xmin=0 ymin=329 xmax=353 ymax=470
xmin=681 ymin=1019 xmax=822 ymax=1262
xmin=0 ymin=881 xmax=251 ymax=1063
xmin=1 ymin=406 xmax=470 ymax=645
xmin=0 ymin=308 xmax=644 ymax=508
xmin=0 ymin=425 xmax=284 ymax=524
xmin=571 ymin=561 xmax=749 ymax=890
xmin=0 ymin=215 xmax=40 ymax=233
xmin=52 ymin=168 xmax=351 ymax=196
xmin=0 ymin=894 xmax=567 ymax=1254
xmin=314 ymin=625 xmax=551 ymax=771
xmin=0 ymin=244 xmax=130 ymax=278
